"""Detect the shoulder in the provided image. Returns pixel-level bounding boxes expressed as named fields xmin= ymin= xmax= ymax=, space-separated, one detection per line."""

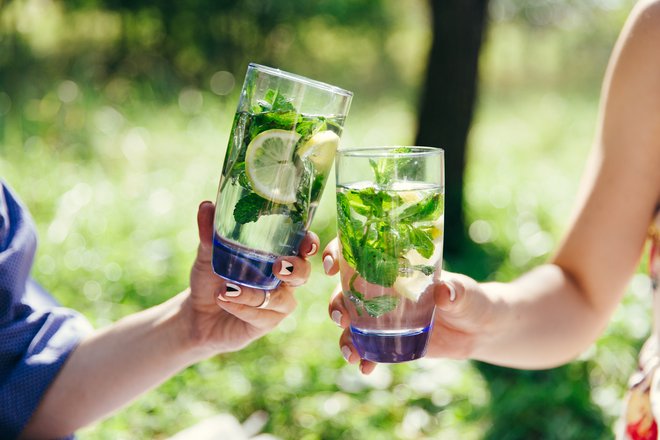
xmin=604 ymin=0 xmax=660 ymax=110
xmin=625 ymin=0 xmax=660 ymax=45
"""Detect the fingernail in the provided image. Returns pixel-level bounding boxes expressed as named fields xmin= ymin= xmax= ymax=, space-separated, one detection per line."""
xmin=331 ymin=310 xmax=342 ymax=326
xmin=323 ymin=255 xmax=333 ymax=273
xmin=341 ymin=345 xmax=352 ymax=362
xmin=217 ymin=293 xmax=228 ymax=302
xmin=308 ymin=243 xmax=318 ymax=256
xmin=279 ymin=260 xmax=294 ymax=275
xmin=447 ymin=282 xmax=456 ymax=302
xmin=225 ymin=283 xmax=242 ymax=297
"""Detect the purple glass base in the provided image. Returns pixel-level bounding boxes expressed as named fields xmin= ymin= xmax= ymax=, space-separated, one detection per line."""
xmin=212 ymin=234 xmax=280 ymax=290
xmin=350 ymin=325 xmax=432 ymax=363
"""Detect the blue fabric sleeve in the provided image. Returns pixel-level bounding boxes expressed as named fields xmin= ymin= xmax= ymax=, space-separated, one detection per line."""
xmin=0 ymin=182 xmax=91 ymax=439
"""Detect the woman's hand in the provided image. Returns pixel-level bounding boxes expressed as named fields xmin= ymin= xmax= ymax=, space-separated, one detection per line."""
xmin=322 ymin=238 xmax=497 ymax=374
xmin=184 ymin=201 xmax=318 ymax=355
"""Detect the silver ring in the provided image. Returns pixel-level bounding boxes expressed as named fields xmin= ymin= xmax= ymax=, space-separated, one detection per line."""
xmin=257 ymin=290 xmax=271 ymax=309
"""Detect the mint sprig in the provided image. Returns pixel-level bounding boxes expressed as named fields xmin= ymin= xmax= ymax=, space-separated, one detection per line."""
xmin=337 ymin=180 xmax=443 ymax=317
xmin=228 ymin=88 xmax=340 ymax=226
xmin=346 ymin=273 xmax=400 ymax=318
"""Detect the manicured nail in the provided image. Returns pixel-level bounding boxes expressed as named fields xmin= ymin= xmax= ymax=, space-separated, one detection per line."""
xmin=279 ymin=260 xmax=294 ymax=275
xmin=341 ymin=345 xmax=352 ymax=362
xmin=308 ymin=243 xmax=318 ymax=256
xmin=447 ymin=282 xmax=456 ymax=302
xmin=331 ymin=310 xmax=342 ymax=326
xmin=323 ymin=255 xmax=333 ymax=273
xmin=225 ymin=283 xmax=241 ymax=297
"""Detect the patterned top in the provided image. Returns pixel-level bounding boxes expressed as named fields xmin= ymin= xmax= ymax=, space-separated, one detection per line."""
xmin=0 ymin=182 xmax=91 ymax=439
xmin=621 ymin=212 xmax=660 ymax=440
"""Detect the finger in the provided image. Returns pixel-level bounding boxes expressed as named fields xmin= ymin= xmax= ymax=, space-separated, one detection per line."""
xmin=216 ymin=282 xmax=296 ymax=314
xmin=434 ymin=281 xmax=459 ymax=311
xmin=434 ymin=273 xmax=469 ymax=313
xmin=328 ymin=283 xmax=349 ymax=328
xmin=197 ymin=201 xmax=215 ymax=255
xmin=273 ymin=256 xmax=311 ymax=287
xmin=322 ymin=238 xmax=340 ymax=275
xmin=339 ymin=327 xmax=360 ymax=364
xmin=298 ymin=231 xmax=320 ymax=258
xmin=215 ymin=300 xmax=286 ymax=330
xmin=359 ymin=359 xmax=377 ymax=375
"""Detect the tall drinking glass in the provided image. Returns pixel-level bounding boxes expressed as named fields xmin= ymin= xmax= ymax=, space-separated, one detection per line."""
xmin=213 ymin=63 xmax=352 ymax=289
xmin=335 ymin=147 xmax=445 ymax=363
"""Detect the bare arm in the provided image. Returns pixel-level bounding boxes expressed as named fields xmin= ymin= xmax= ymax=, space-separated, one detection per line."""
xmin=460 ymin=0 xmax=660 ymax=369
xmin=21 ymin=291 xmax=207 ymax=438
xmin=21 ymin=202 xmax=318 ymax=438
xmin=327 ymin=0 xmax=660 ymax=371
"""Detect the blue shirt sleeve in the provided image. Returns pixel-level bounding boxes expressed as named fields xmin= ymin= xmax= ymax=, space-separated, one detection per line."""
xmin=0 ymin=182 xmax=92 ymax=439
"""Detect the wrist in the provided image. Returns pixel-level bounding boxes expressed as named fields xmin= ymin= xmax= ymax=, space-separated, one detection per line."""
xmin=469 ymin=281 xmax=510 ymax=362
xmin=167 ymin=289 xmax=217 ymax=364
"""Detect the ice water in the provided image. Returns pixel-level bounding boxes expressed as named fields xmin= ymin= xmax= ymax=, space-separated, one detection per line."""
xmin=336 ymin=180 xmax=444 ymax=362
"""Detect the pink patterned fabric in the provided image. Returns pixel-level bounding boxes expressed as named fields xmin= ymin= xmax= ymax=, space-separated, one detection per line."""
xmin=620 ymin=214 xmax=660 ymax=440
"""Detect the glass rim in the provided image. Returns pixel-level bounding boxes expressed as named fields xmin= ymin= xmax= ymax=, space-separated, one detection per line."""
xmin=248 ymin=63 xmax=353 ymax=98
xmin=337 ymin=146 xmax=444 ymax=158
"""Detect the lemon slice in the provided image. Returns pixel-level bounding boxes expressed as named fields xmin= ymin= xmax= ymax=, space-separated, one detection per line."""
xmin=296 ymin=130 xmax=340 ymax=175
xmin=431 ymin=215 xmax=444 ymax=240
xmin=394 ymin=270 xmax=434 ymax=302
xmin=245 ymin=129 xmax=302 ymax=204
xmin=393 ymin=247 xmax=441 ymax=301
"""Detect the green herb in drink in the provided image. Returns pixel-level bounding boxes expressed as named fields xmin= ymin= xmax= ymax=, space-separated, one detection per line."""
xmin=337 ymin=157 xmax=444 ymax=318
xmin=222 ymin=88 xmax=343 ymax=227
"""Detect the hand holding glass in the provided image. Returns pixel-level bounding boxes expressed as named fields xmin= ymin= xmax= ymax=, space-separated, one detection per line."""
xmin=213 ymin=64 xmax=352 ymax=289
xmin=335 ymin=147 xmax=445 ymax=363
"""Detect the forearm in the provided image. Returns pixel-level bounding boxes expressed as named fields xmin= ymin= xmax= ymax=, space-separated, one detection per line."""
xmin=472 ymin=264 xmax=613 ymax=370
xmin=21 ymin=290 xmax=210 ymax=439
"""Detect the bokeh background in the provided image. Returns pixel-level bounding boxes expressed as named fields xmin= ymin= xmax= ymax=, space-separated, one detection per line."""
xmin=0 ymin=0 xmax=651 ymax=438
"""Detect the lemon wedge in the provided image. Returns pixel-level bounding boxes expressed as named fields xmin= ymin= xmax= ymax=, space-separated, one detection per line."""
xmin=296 ymin=130 xmax=340 ymax=175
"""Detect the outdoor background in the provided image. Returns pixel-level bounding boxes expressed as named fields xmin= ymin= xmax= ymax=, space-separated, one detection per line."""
xmin=0 ymin=0 xmax=651 ymax=438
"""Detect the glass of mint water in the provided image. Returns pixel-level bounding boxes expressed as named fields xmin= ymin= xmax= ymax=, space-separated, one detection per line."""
xmin=335 ymin=147 xmax=445 ymax=363
xmin=213 ymin=63 xmax=352 ymax=289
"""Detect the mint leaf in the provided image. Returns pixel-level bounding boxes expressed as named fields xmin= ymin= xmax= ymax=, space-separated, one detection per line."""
xmin=253 ymin=111 xmax=300 ymax=131
xmin=233 ymin=192 xmax=266 ymax=224
xmin=345 ymin=275 xmax=399 ymax=318
xmin=259 ymin=89 xmax=297 ymax=113
xmin=295 ymin=117 xmax=327 ymax=141
xmin=408 ymin=227 xmax=435 ymax=259
xmin=399 ymin=193 xmax=444 ymax=222
xmin=336 ymin=193 xmax=362 ymax=267
xmin=233 ymin=193 xmax=289 ymax=224
xmin=356 ymin=244 xmax=399 ymax=287
xmin=351 ymin=187 xmax=401 ymax=218
xmin=412 ymin=264 xmax=435 ymax=276
xmin=272 ymin=90 xmax=297 ymax=112
xmin=343 ymin=190 xmax=372 ymax=217
xmin=363 ymin=295 xmax=400 ymax=318
xmin=369 ymin=147 xmax=414 ymax=186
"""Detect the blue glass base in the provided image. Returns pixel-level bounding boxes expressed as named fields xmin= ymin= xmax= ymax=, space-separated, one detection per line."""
xmin=212 ymin=234 xmax=281 ymax=290
xmin=350 ymin=325 xmax=432 ymax=363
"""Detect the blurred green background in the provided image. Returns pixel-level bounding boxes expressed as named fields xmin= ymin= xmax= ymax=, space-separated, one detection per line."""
xmin=0 ymin=0 xmax=651 ymax=438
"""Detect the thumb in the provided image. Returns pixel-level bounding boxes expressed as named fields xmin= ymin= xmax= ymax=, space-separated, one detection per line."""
xmin=433 ymin=272 xmax=475 ymax=313
xmin=197 ymin=201 xmax=215 ymax=256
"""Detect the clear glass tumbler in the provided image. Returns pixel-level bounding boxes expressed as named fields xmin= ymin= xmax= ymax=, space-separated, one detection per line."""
xmin=213 ymin=63 xmax=352 ymax=289
xmin=335 ymin=147 xmax=445 ymax=362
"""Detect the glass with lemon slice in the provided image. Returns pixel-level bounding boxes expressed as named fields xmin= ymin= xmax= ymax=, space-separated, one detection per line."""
xmin=335 ymin=147 xmax=444 ymax=362
xmin=213 ymin=63 xmax=352 ymax=289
